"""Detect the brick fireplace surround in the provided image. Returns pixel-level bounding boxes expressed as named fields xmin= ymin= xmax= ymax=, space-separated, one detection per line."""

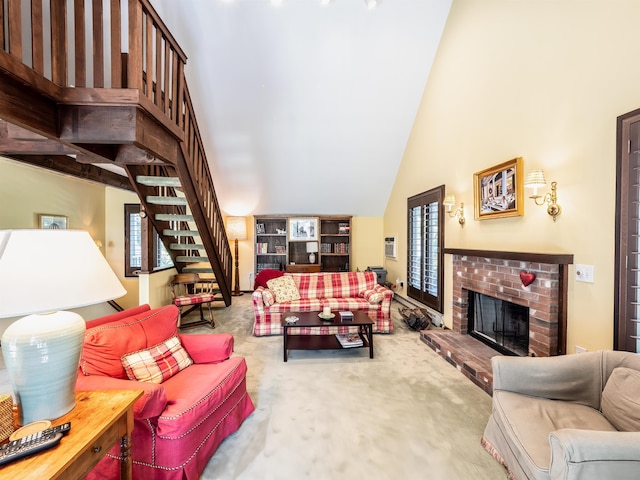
xmin=421 ymin=249 xmax=573 ymax=394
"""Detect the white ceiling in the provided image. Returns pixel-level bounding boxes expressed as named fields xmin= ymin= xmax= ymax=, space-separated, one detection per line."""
xmin=150 ymin=0 xmax=452 ymax=217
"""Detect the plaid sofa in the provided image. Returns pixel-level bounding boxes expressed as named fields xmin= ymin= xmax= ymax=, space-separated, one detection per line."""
xmin=252 ymin=271 xmax=393 ymax=336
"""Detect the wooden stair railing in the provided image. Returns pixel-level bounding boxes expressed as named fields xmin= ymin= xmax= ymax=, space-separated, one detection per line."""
xmin=0 ymin=0 xmax=233 ymax=304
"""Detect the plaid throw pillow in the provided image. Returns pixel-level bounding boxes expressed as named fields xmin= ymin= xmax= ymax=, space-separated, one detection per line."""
xmin=121 ymin=335 xmax=193 ymax=384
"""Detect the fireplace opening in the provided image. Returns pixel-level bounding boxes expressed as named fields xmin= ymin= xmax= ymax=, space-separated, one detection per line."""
xmin=468 ymin=290 xmax=529 ymax=356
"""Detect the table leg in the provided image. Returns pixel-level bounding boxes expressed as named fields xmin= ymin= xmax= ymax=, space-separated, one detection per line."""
xmin=120 ymin=408 xmax=135 ymax=480
xmin=368 ymin=325 xmax=374 ymax=359
xmin=283 ymin=326 xmax=288 ymax=362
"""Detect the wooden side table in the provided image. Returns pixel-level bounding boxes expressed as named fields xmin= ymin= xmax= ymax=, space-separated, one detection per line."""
xmin=2 ymin=390 xmax=142 ymax=479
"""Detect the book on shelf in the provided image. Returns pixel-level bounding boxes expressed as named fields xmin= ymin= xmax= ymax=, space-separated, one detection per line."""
xmin=338 ymin=311 xmax=353 ymax=321
xmin=335 ymin=333 xmax=363 ymax=348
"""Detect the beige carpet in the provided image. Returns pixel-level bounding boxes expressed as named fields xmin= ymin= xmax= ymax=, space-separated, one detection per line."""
xmin=184 ymin=295 xmax=507 ymax=480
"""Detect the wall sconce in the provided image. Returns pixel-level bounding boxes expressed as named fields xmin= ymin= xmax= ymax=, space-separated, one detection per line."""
xmin=524 ymin=169 xmax=561 ymax=222
xmin=443 ymin=195 xmax=465 ymax=225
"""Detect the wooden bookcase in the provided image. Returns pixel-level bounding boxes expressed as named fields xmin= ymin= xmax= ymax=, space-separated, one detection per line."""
xmin=254 ymin=216 xmax=288 ymax=274
xmin=254 ymin=215 xmax=351 ymax=275
xmin=319 ymin=216 xmax=351 ymax=272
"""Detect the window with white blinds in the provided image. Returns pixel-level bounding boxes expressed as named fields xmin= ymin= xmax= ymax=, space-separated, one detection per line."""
xmin=407 ymin=185 xmax=444 ymax=312
xmin=125 ymin=204 xmax=173 ymax=277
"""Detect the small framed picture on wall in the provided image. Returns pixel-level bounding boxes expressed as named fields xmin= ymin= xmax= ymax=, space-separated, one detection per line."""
xmin=38 ymin=214 xmax=68 ymax=230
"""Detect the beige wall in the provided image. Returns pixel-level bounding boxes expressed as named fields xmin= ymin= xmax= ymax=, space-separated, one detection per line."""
xmin=384 ymin=0 xmax=640 ymax=353
xmin=351 ymin=217 xmax=384 ymax=272
xmin=0 ymin=157 xmax=106 ymax=238
xmin=104 ymin=187 xmax=140 ymax=309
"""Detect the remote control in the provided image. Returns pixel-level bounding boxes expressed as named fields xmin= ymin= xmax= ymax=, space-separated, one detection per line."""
xmin=0 ymin=422 xmax=71 ymax=467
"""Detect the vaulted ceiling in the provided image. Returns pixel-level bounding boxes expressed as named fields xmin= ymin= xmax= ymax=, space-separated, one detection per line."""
xmin=150 ymin=0 xmax=452 ymax=217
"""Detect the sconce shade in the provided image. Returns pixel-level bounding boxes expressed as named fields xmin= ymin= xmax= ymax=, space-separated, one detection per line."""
xmin=306 ymin=242 xmax=319 ymax=253
xmin=226 ymin=217 xmax=247 ymax=241
xmin=443 ymin=195 xmax=456 ymax=206
xmin=524 ymin=170 xmax=547 ymax=189
xmin=0 ymin=229 xmax=126 ymax=425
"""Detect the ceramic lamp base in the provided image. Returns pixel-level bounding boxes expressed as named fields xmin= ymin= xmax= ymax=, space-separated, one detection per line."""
xmin=1 ymin=311 xmax=86 ymax=425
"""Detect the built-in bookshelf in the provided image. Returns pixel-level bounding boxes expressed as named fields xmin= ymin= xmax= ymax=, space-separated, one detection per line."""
xmin=254 ymin=216 xmax=288 ymax=274
xmin=320 ymin=216 xmax=352 ymax=272
xmin=254 ymin=215 xmax=352 ymax=275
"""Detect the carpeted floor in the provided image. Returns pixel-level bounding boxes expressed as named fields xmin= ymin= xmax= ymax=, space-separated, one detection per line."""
xmin=184 ymin=295 xmax=508 ymax=480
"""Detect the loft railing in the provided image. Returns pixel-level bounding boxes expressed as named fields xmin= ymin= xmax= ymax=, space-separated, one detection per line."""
xmin=0 ymin=0 xmax=232 ymax=300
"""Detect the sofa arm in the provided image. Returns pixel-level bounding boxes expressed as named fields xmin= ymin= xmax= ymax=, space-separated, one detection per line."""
xmin=180 ymin=333 xmax=234 ymax=364
xmin=492 ymin=352 xmax=604 ymax=407
xmin=549 ymin=429 xmax=640 ymax=479
xmin=75 ymin=374 xmax=166 ymax=419
xmin=373 ymin=283 xmax=394 ymax=300
xmin=253 ymin=287 xmax=266 ymax=313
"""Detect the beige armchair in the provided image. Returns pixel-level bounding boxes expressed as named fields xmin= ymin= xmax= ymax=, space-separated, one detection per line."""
xmin=482 ymin=350 xmax=640 ymax=480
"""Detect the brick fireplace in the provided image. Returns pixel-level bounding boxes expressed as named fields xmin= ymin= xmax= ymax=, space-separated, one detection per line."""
xmin=421 ymin=249 xmax=573 ymax=393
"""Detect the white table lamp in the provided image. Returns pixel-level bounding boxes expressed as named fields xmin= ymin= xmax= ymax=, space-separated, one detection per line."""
xmin=306 ymin=241 xmax=318 ymax=264
xmin=0 ymin=230 xmax=126 ymax=425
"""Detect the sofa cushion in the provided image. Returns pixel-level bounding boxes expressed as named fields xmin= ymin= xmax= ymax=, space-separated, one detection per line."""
xmin=81 ymin=305 xmax=179 ymax=379
xmin=254 ymin=269 xmax=284 ymax=289
xmin=267 ymin=275 xmax=301 ymax=303
xmin=492 ymin=390 xmax=617 ymax=476
xmin=122 ymin=335 xmax=193 ymax=384
xmin=601 ymin=367 xmax=640 ymax=432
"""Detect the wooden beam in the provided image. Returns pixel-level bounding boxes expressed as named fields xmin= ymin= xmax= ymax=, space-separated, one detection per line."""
xmin=58 ymin=104 xmax=138 ymax=143
xmin=0 ymin=70 xmax=58 ymax=138
xmin=116 ymin=145 xmax=166 ymax=165
xmin=0 ymin=137 xmax=77 ymax=155
xmin=0 ymin=120 xmax=117 ymax=163
xmin=6 ymin=154 xmax=134 ymax=191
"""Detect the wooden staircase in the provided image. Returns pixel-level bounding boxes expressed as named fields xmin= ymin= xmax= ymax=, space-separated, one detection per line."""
xmin=0 ymin=0 xmax=233 ymax=306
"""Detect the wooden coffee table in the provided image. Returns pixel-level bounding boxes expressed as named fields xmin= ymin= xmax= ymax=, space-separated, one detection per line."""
xmin=282 ymin=310 xmax=374 ymax=362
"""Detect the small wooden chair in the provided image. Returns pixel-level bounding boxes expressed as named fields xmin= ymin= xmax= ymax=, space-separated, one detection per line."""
xmin=169 ymin=273 xmax=216 ymax=328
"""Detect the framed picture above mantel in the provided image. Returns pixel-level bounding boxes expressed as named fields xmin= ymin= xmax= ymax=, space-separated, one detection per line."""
xmin=473 ymin=157 xmax=524 ymax=220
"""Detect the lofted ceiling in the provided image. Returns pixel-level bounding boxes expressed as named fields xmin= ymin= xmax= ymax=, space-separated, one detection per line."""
xmin=150 ymin=0 xmax=452 ymax=217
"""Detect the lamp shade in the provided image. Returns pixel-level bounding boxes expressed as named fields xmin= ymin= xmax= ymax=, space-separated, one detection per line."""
xmin=0 ymin=229 xmax=126 ymax=316
xmin=226 ymin=217 xmax=247 ymax=241
xmin=443 ymin=195 xmax=456 ymax=206
xmin=306 ymin=242 xmax=319 ymax=253
xmin=524 ymin=170 xmax=547 ymax=189
xmin=0 ymin=230 xmax=126 ymax=424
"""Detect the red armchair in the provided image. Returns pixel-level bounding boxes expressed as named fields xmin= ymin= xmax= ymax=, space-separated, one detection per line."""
xmin=75 ymin=304 xmax=254 ymax=480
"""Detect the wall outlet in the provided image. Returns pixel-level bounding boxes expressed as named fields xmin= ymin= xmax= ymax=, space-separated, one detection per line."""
xmin=575 ymin=345 xmax=587 ymax=354
xmin=575 ymin=264 xmax=594 ymax=283
xmin=249 ymin=272 xmax=254 ymax=283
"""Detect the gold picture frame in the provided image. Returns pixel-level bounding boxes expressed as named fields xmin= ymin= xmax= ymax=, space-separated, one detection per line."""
xmin=38 ymin=214 xmax=68 ymax=229
xmin=473 ymin=157 xmax=524 ymax=220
